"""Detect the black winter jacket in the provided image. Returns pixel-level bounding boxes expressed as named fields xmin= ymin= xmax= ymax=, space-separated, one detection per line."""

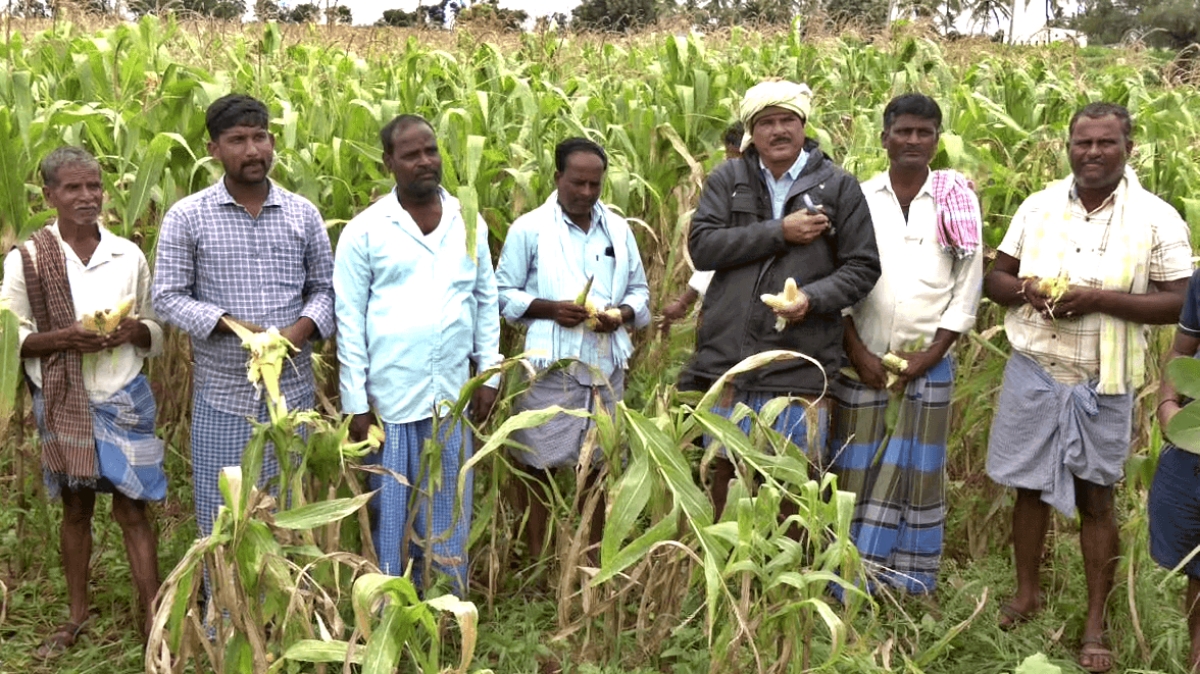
xmin=681 ymin=140 xmax=881 ymax=395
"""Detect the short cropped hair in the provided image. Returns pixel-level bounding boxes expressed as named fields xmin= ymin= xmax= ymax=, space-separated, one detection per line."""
xmin=206 ymin=94 xmax=270 ymax=141
xmin=882 ymin=93 xmax=943 ymax=131
xmin=40 ymin=146 xmax=100 ymax=186
xmin=380 ymin=114 xmax=434 ymax=156
xmin=1069 ymin=102 xmax=1133 ymax=141
xmin=554 ymin=137 xmax=608 ymax=173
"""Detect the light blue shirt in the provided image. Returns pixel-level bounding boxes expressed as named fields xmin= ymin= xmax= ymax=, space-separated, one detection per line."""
xmin=495 ymin=200 xmax=651 ymax=380
xmin=759 ymin=150 xmax=809 ymax=219
xmin=334 ymin=188 xmax=502 ymax=424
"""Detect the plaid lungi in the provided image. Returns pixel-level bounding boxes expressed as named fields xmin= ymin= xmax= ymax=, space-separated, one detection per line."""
xmin=987 ymin=351 xmax=1132 ymax=517
xmin=34 ymin=374 xmax=166 ymax=502
xmin=829 ymin=356 xmax=953 ymax=594
xmin=365 ymin=418 xmax=472 ymax=595
xmin=190 ymin=389 xmax=312 ymax=537
xmin=710 ymin=390 xmax=829 ymax=460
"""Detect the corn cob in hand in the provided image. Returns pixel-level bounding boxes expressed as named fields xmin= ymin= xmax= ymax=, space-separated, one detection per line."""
xmin=760 ymin=278 xmax=806 ymax=331
xmin=81 ymin=297 xmax=135 ymax=336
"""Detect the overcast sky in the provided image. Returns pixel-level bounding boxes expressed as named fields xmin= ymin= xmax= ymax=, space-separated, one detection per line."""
xmin=318 ymin=0 xmax=1060 ymax=39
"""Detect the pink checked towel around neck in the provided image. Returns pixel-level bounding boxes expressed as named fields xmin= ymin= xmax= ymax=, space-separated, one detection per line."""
xmin=931 ymin=169 xmax=982 ymax=260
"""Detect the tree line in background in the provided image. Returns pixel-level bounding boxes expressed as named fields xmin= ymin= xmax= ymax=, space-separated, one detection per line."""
xmin=3 ymin=0 xmax=1198 ymax=53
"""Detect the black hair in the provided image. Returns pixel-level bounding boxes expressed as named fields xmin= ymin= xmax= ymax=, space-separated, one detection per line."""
xmin=724 ymin=121 xmax=745 ymax=147
xmin=554 ymin=137 xmax=608 ymax=173
xmin=380 ymin=114 xmax=434 ymax=156
xmin=40 ymin=146 xmax=100 ymax=186
xmin=882 ymin=93 xmax=943 ymax=131
xmin=206 ymin=94 xmax=270 ymax=140
xmin=1069 ymin=102 xmax=1133 ymax=140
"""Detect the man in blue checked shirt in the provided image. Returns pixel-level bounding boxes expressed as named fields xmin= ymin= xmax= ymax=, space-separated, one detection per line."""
xmin=153 ymin=94 xmax=336 ymax=542
xmin=495 ymin=137 xmax=651 ymax=563
xmin=334 ymin=115 xmax=502 ymax=594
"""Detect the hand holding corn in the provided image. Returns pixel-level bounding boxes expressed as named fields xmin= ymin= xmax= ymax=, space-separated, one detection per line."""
xmin=1020 ymin=273 xmax=1078 ymax=319
xmin=760 ymin=278 xmax=810 ymax=331
xmin=573 ymin=275 xmax=625 ymax=331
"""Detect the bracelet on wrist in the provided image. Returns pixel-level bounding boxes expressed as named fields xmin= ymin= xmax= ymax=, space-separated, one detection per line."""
xmin=1158 ymin=398 xmax=1182 ymax=414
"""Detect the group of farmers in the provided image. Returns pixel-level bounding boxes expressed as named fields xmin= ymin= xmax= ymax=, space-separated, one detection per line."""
xmin=3 ymin=80 xmax=1198 ymax=673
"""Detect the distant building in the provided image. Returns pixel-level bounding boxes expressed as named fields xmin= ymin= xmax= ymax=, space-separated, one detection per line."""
xmin=1019 ymin=26 xmax=1088 ymax=46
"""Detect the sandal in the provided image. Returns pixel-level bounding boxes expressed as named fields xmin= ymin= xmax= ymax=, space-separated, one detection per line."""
xmin=34 ymin=617 xmax=90 ymax=659
xmin=998 ymin=599 xmax=1041 ymax=630
xmin=1078 ymin=637 xmax=1114 ymax=673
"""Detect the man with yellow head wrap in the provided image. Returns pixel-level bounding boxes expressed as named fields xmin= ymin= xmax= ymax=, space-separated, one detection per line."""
xmin=680 ymin=80 xmax=881 ymax=518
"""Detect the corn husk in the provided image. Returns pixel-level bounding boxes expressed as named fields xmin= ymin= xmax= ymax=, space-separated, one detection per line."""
xmin=223 ymin=318 xmax=295 ymax=420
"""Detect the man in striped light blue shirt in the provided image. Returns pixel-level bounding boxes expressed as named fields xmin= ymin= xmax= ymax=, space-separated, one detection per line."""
xmin=153 ymin=94 xmax=335 ymax=542
xmin=335 ymin=115 xmax=502 ymax=593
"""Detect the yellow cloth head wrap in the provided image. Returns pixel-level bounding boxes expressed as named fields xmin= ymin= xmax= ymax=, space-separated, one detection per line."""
xmin=738 ymin=80 xmax=813 ymax=151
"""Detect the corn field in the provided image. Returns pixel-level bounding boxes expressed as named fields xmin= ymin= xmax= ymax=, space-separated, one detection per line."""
xmin=2 ymin=14 xmax=1200 ymax=674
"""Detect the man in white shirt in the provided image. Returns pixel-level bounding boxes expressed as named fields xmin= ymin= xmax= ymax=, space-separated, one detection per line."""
xmin=1 ymin=147 xmax=165 ymax=656
xmin=985 ymin=102 xmax=1191 ymax=672
xmin=831 ymin=93 xmax=983 ymax=596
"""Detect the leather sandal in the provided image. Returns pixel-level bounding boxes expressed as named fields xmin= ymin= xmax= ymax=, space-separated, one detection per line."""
xmin=34 ymin=617 xmax=90 ymax=659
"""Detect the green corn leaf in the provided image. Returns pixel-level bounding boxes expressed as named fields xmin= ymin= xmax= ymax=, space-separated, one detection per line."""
xmin=600 ymin=448 xmax=653 ymax=565
xmin=1166 ymin=400 xmax=1200 ymax=452
xmin=591 ymin=504 xmax=680 ymax=585
xmin=279 ymin=639 xmax=361 ymax=665
xmin=0 ymin=308 xmax=20 ymax=437
xmin=272 ymin=491 xmax=375 ymax=530
xmin=1167 ymin=357 xmax=1200 ymax=401
xmin=458 ymin=185 xmax=480 ymax=265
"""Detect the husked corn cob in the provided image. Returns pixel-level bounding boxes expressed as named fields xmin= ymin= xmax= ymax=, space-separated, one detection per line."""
xmin=223 ymin=318 xmax=295 ymax=416
xmin=760 ymin=278 xmax=803 ymax=331
xmin=81 ymin=297 xmax=135 ymax=336
xmin=1037 ymin=273 xmax=1071 ymax=302
xmin=881 ymin=353 xmax=909 ymax=375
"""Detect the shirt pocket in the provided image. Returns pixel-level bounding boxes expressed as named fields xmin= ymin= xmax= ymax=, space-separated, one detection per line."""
xmin=268 ymin=224 xmax=308 ymax=291
xmin=904 ymin=232 xmax=954 ymax=293
xmin=730 ymin=191 xmax=759 ymax=217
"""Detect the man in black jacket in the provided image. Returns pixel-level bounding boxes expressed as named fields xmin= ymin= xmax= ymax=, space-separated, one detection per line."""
xmin=682 ymin=80 xmax=881 ymax=517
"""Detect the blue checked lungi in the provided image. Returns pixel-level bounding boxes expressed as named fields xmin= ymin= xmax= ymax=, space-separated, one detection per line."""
xmin=829 ymin=356 xmax=953 ymax=594
xmin=710 ymin=389 xmax=829 ymax=460
xmin=191 ymin=389 xmax=312 ymax=537
xmin=987 ymin=351 xmax=1132 ymax=518
xmin=33 ymin=374 xmax=166 ymax=501
xmin=366 ymin=418 xmax=472 ymax=595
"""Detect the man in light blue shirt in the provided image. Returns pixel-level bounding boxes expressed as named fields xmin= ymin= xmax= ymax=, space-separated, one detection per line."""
xmin=495 ymin=137 xmax=651 ymax=561
xmin=334 ymin=114 xmax=502 ymax=593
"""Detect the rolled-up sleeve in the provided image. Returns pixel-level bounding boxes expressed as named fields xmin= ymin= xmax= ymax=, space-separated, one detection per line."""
xmin=333 ymin=226 xmax=371 ymax=415
xmin=300 ymin=204 xmax=336 ymax=340
xmin=495 ymin=221 xmax=538 ymax=323
xmin=938 ymin=248 xmax=984 ymax=335
xmin=619 ymin=227 xmax=652 ymax=329
xmin=471 ymin=218 xmax=504 ymax=388
xmin=152 ymin=208 xmax=227 ymax=340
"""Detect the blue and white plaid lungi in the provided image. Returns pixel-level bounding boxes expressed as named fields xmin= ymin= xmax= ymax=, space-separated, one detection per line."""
xmin=33 ymin=374 xmax=166 ymax=501
xmin=366 ymin=417 xmax=472 ymax=595
xmin=190 ymin=389 xmax=311 ymax=537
